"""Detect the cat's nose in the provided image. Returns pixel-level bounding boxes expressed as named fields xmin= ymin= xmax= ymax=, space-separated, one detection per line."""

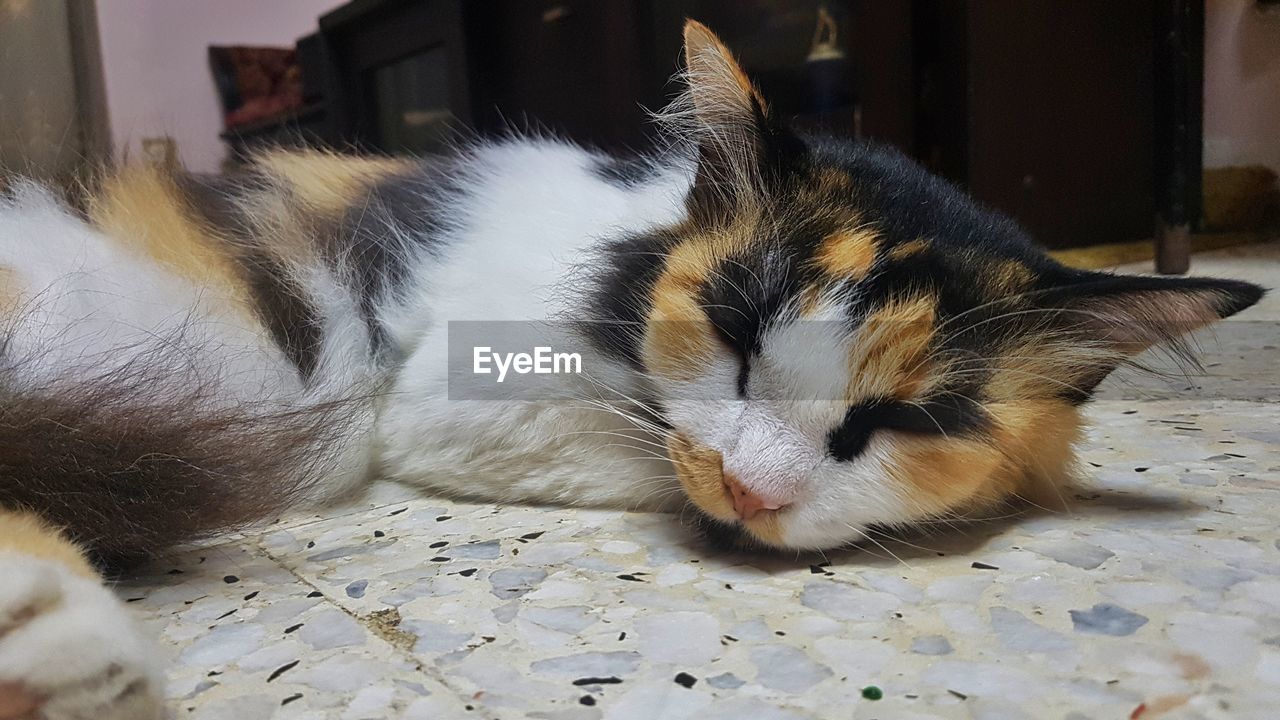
xmin=723 ymin=473 xmax=788 ymax=520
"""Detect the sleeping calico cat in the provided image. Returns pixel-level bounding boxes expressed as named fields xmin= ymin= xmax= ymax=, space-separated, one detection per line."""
xmin=0 ymin=22 xmax=1261 ymax=718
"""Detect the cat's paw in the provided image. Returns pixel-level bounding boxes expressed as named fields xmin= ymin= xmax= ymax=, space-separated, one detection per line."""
xmin=0 ymin=552 xmax=163 ymax=720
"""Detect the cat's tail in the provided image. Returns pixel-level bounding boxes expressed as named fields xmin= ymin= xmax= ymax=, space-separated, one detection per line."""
xmin=0 ymin=183 xmax=378 ymax=569
xmin=0 ymin=355 xmax=373 ymax=569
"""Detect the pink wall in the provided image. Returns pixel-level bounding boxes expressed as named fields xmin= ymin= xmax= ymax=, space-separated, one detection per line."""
xmin=1204 ymin=0 xmax=1280 ymax=172
xmin=97 ymin=0 xmax=342 ymax=173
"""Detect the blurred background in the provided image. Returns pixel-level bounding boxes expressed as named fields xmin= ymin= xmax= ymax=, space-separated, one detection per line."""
xmin=1 ymin=0 xmax=1278 ymax=271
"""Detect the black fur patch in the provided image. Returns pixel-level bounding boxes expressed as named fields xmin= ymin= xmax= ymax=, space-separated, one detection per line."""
xmin=699 ymin=246 xmax=808 ymax=358
xmin=332 ymin=159 xmax=460 ymax=355
xmin=578 ymin=229 xmax=679 ymax=368
xmin=178 ymin=174 xmax=327 ymax=381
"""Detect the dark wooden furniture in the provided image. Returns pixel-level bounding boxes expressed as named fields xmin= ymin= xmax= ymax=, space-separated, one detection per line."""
xmin=320 ymin=0 xmax=471 ymax=154
xmin=317 ymin=0 xmax=671 ymax=153
xmin=315 ymin=0 xmax=866 ymax=154
xmin=279 ymin=0 xmax=1206 ymax=267
xmin=911 ymin=0 xmax=1201 ymax=269
xmin=908 ymin=2 xmax=1161 ymax=252
xmin=1153 ymin=0 xmax=1204 ymax=274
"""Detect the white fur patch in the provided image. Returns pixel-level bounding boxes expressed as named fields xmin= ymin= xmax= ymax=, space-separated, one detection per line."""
xmin=375 ymin=141 xmax=691 ymax=510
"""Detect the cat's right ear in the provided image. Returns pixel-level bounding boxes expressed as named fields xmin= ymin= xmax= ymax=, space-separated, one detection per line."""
xmin=680 ymin=20 xmax=779 ymax=213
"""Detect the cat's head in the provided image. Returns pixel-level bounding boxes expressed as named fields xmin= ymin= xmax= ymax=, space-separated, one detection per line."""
xmin=606 ymin=22 xmax=1264 ymax=550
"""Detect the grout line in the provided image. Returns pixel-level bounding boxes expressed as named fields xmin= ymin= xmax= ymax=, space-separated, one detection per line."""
xmin=248 ymin=523 xmax=492 ymax=715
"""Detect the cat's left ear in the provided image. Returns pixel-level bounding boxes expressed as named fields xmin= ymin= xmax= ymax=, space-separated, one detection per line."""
xmin=1041 ymin=271 xmax=1264 ymax=355
xmin=1028 ymin=271 xmax=1264 ymax=399
xmin=680 ymin=20 xmax=794 ymax=212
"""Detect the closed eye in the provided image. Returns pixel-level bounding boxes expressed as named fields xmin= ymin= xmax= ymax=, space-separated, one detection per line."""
xmin=827 ymin=395 xmax=988 ymax=461
xmin=706 ymin=314 xmax=751 ymax=398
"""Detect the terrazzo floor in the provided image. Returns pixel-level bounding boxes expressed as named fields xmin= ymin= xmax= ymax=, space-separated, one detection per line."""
xmin=122 ymin=243 xmax=1280 ymax=720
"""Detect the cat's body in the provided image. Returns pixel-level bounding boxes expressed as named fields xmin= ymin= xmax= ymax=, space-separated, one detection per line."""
xmin=0 ymin=23 xmax=1263 ymax=719
xmin=1 ymin=140 xmax=693 ymax=559
xmin=375 ymin=141 xmax=689 ymax=509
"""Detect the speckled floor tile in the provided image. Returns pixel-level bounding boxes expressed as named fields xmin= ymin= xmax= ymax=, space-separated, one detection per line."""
xmin=121 ymin=541 xmax=467 ymax=719
xmin=122 ymin=246 xmax=1279 ymax=720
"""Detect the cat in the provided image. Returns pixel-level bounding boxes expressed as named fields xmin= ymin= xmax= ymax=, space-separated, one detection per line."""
xmin=0 ymin=21 xmax=1262 ymax=719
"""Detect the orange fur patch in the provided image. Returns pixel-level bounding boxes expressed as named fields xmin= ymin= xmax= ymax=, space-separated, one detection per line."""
xmin=813 ymin=228 xmax=878 ymax=279
xmin=886 ymin=434 xmax=1005 ymax=514
xmin=642 ymin=230 xmax=751 ymax=380
xmin=987 ymin=399 xmax=1081 ymax=508
xmin=256 ymin=150 xmax=410 ymax=217
xmin=847 ymin=294 xmax=938 ymax=401
xmin=667 ymin=432 xmax=735 ymax=521
xmin=0 ymin=265 xmax=22 ymax=320
xmin=90 ymin=167 xmax=250 ymax=306
xmin=887 ymin=238 xmax=929 ymax=261
xmin=0 ymin=509 xmax=96 ymax=579
xmin=794 ymin=168 xmax=857 ymax=212
xmin=985 ymin=259 xmax=1034 ymax=297
xmin=888 ymin=398 xmax=1081 ymax=518
xmin=644 ymin=303 xmax=715 ymax=380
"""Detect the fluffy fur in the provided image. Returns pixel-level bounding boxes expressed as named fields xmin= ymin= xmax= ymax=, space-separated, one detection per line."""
xmin=0 ymin=23 xmax=1263 ymax=713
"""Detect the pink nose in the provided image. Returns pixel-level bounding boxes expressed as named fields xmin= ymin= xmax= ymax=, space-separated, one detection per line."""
xmin=723 ymin=474 xmax=788 ymax=520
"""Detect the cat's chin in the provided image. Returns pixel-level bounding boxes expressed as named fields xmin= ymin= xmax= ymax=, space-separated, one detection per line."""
xmin=687 ymin=509 xmax=763 ymax=551
xmin=686 ymin=504 xmax=888 ymax=554
xmin=685 ymin=506 xmax=800 ymax=553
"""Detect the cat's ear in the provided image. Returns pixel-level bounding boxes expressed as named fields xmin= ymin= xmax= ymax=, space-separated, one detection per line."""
xmin=679 ymin=20 xmax=778 ymax=211
xmin=1042 ymin=272 xmax=1262 ymax=355
xmin=1031 ymin=271 xmax=1263 ymax=398
xmin=682 ymin=20 xmax=767 ymax=141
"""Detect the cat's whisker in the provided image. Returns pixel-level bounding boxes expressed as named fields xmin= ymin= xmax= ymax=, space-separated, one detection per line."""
xmin=562 ymin=392 xmax=665 ymax=421
xmin=572 ymin=370 xmax=661 ymax=409
xmin=696 ymin=302 xmax=751 ymax=324
xmin=628 ymin=479 xmax=684 ymax=510
xmin=859 ymin=526 xmax=944 ymax=556
xmin=548 ymin=428 xmax=671 ymax=454
xmin=561 ymin=393 xmax=671 ymax=438
xmin=928 ymin=366 xmax=1094 ymax=397
xmin=545 ymin=435 xmax=670 ymax=463
xmin=843 ymin=523 xmax=914 ymax=570
xmin=596 ymin=447 xmax=673 ymax=464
